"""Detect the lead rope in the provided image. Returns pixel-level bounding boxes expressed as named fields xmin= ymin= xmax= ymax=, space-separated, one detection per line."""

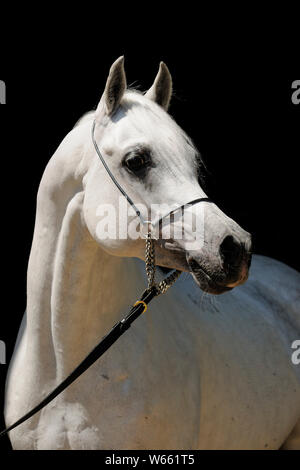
xmin=0 ymin=231 xmax=181 ymax=438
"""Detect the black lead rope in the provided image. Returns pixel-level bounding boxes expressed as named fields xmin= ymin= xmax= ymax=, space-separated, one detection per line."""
xmin=0 ymin=286 xmax=159 ymax=438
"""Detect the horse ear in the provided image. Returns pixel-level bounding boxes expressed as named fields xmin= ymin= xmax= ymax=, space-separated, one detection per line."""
xmin=97 ymin=56 xmax=127 ymax=117
xmin=145 ymin=62 xmax=172 ymax=111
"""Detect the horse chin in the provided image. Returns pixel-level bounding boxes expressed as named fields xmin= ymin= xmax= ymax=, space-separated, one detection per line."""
xmin=186 ymin=257 xmax=234 ymax=295
xmin=190 ymin=269 xmax=234 ymax=295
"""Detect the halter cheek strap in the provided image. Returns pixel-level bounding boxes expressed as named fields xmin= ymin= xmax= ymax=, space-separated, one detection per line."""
xmin=92 ymin=120 xmax=146 ymax=224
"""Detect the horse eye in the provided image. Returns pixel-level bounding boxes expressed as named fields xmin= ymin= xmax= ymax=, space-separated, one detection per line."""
xmin=124 ymin=153 xmax=151 ymax=174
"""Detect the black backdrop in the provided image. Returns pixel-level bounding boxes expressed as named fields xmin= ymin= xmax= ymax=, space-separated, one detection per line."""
xmin=0 ymin=43 xmax=299 ymax=451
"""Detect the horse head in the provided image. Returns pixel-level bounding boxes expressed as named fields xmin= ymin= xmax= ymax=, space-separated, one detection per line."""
xmin=83 ymin=57 xmax=252 ymax=295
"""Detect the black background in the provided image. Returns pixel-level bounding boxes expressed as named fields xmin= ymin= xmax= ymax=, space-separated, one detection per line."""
xmin=0 ymin=34 xmax=299 ymax=452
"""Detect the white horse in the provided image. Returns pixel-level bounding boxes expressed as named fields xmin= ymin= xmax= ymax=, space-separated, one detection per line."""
xmin=4 ymin=57 xmax=300 ymax=450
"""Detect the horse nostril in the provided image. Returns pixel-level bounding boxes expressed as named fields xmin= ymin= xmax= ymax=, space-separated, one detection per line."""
xmin=220 ymin=236 xmax=243 ymax=267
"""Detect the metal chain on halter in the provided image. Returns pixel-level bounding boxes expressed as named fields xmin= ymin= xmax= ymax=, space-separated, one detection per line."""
xmin=145 ymin=230 xmax=181 ymax=295
xmin=145 ymin=231 xmax=156 ymax=288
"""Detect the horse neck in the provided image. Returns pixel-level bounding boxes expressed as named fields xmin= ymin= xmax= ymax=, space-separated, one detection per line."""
xmin=25 ymin=122 xmax=144 ymax=383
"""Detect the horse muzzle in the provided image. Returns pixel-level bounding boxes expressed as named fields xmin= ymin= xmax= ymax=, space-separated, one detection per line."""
xmin=187 ymin=236 xmax=252 ymax=295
